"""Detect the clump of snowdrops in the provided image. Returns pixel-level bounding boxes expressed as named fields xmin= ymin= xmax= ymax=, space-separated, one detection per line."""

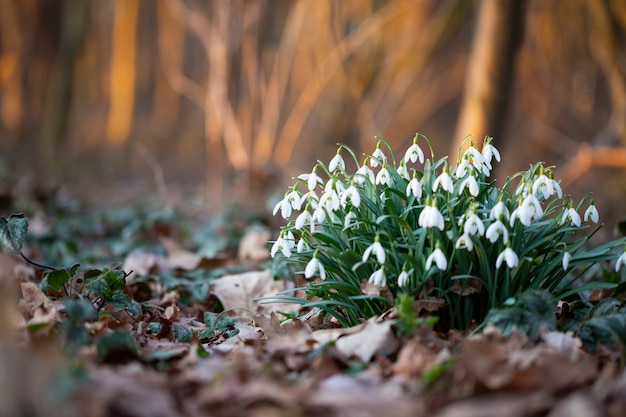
xmin=270 ymin=134 xmax=626 ymax=329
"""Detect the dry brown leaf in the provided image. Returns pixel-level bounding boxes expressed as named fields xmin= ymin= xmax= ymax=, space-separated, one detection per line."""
xmin=122 ymin=251 xmax=165 ymax=282
xmin=334 ymin=318 xmax=399 ymax=362
xmin=237 ymin=228 xmax=270 ymax=261
xmin=159 ymin=236 xmax=203 ymax=270
xmin=393 ymin=337 xmax=449 ymax=380
xmin=210 ymin=270 xmax=300 ymax=320
xmin=458 ymin=329 xmax=598 ymax=392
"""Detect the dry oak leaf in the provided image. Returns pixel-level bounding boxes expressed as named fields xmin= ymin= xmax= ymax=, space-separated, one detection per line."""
xmin=334 ymin=317 xmax=399 ymax=362
xmin=210 ymin=270 xmax=300 ymax=320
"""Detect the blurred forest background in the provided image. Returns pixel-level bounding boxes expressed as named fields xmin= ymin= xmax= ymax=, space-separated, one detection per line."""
xmin=1 ymin=0 xmax=626 ymax=230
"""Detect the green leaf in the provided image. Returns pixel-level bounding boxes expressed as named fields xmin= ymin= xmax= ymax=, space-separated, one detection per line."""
xmin=0 ymin=214 xmax=28 ymax=254
xmin=63 ymin=298 xmax=98 ymax=322
xmin=172 ymin=323 xmax=193 ymax=343
xmin=45 ymin=269 xmax=71 ymax=292
xmin=147 ymin=322 xmax=162 ymax=335
xmin=199 ymin=312 xmax=240 ymax=342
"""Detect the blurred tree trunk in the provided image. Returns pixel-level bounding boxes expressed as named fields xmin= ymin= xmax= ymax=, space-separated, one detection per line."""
xmin=106 ymin=0 xmax=139 ymax=145
xmin=452 ymin=0 xmax=526 ymax=159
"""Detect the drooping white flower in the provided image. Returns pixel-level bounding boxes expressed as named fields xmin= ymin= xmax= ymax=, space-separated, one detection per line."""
xmin=426 ymin=248 xmax=447 ymax=270
xmin=368 ymin=267 xmax=387 ymax=287
xmin=297 ymin=238 xmax=310 ymax=253
xmin=551 ymin=177 xmax=563 ymax=198
xmin=320 ymin=189 xmax=340 ymax=212
xmin=485 ymin=220 xmax=509 ymax=244
xmin=341 ymin=184 xmax=361 ymax=208
xmin=584 ymin=201 xmax=599 ymax=224
xmin=522 ymin=193 xmax=543 ymax=220
xmin=272 ymin=195 xmax=292 ymax=219
xmin=397 ymin=270 xmax=410 ymax=287
xmin=286 ymin=189 xmax=302 ymax=211
xmin=481 ymin=138 xmax=501 ymax=166
xmin=404 ymin=141 xmax=424 ymax=164
xmin=455 ymin=158 xmax=472 ymax=178
xmin=355 ymin=162 xmax=375 ymax=184
xmin=362 ymin=237 xmax=386 ymax=264
xmin=560 ymin=205 xmax=581 ymax=227
xmin=295 ymin=209 xmax=314 ymax=232
xmin=397 ymin=161 xmax=410 ymax=180
xmin=406 ymin=175 xmax=422 ymax=198
xmin=459 ymin=175 xmax=479 ymax=197
xmin=270 ymin=233 xmax=292 ymax=258
xmin=298 ymin=168 xmax=323 ymax=191
xmin=464 ymin=145 xmax=490 ymax=175
xmin=433 ymin=170 xmax=454 ymax=193
xmin=418 ymin=201 xmax=445 ymax=230
xmin=463 ymin=213 xmax=485 ymax=236
xmin=312 ymin=205 xmax=326 ymax=223
xmin=328 ymin=151 xmax=345 ymax=172
xmin=370 ymin=145 xmax=387 ymax=168
xmin=496 ymin=246 xmax=519 ymax=269
xmin=305 ymin=254 xmax=326 ymax=280
xmin=562 ymin=250 xmax=571 ymax=271
xmin=455 ymin=233 xmax=474 ymax=252
xmin=532 ymin=174 xmax=554 ymax=199
xmin=344 ymin=211 xmax=357 ymax=229
xmin=490 ymin=201 xmax=510 ymax=221
xmin=616 ymin=249 xmax=626 ymax=272
xmin=376 ymin=165 xmax=391 ymax=186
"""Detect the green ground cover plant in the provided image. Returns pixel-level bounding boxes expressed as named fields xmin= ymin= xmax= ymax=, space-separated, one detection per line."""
xmin=270 ymin=134 xmax=626 ymax=329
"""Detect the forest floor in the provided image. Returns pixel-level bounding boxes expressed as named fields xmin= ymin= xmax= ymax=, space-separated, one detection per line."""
xmin=1 ymin=189 xmax=626 ymax=417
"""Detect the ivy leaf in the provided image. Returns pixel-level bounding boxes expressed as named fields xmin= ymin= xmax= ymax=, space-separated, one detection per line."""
xmin=199 ymin=312 xmax=240 ymax=342
xmin=484 ymin=290 xmax=557 ymax=339
xmin=172 ymin=323 xmax=193 ymax=343
xmin=0 ymin=214 xmax=28 ymax=254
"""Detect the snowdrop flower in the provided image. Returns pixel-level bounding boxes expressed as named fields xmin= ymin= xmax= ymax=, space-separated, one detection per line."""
xmin=485 ymin=220 xmax=509 ymax=244
xmin=490 ymin=200 xmax=510 ymax=221
xmin=432 ymin=167 xmax=454 ymax=193
xmin=463 ymin=212 xmax=485 ymax=236
xmin=406 ymin=172 xmax=422 ymax=198
xmin=418 ymin=199 xmax=445 ymax=230
xmin=616 ymin=248 xmax=626 ymax=272
xmin=426 ymin=247 xmax=447 ymax=271
xmin=305 ymin=252 xmax=326 ymax=280
xmin=270 ymin=233 xmax=292 ymax=258
xmin=295 ymin=208 xmax=315 ymax=233
xmin=397 ymin=160 xmax=410 ymax=180
xmin=481 ymin=137 xmax=501 ymax=166
xmin=560 ymin=204 xmax=581 ymax=227
xmin=404 ymin=138 xmax=424 ymax=164
xmin=459 ymin=175 xmax=479 ymax=197
xmin=455 ymin=157 xmax=472 ymax=178
xmin=355 ymin=160 xmax=375 ymax=184
xmin=344 ymin=211 xmax=357 ymax=229
xmin=272 ymin=195 xmax=292 ymax=219
xmin=328 ymin=150 xmax=345 ymax=172
xmin=532 ymin=173 xmax=554 ymax=199
xmin=298 ymin=167 xmax=323 ymax=191
xmin=297 ymin=238 xmax=310 ymax=253
xmin=397 ymin=269 xmax=410 ymax=287
xmin=375 ymin=164 xmax=391 ymax=186
xmin=464 ymin=144 xmax=490 ymax=175
xmin=510 ymin=202 xmax=531 ymax=227
xmin=312 ymin=205 xmax=326 ymax=223
xmin=455 ymin=233 xmax=474 ymax=252
xmin=550 ymin=173 xmax=563 ymax=198
xmin=362 ymin=236 xmax=386 ymax=264
xmin=521 ymin=193 xmax=543 ymax=221
xmin=341 ymin=184 xmax=361 ymax=208
xmin=562 ymin=249 xmax=571 ymax=271
xmin=286 ymin=189 xmax=302 ymax=211
xmin=370 ymin=143 xmax=387 ymax=168
xmin=368 ymin=267 xmax=387 ymax=287
xmin=584 ymin=200 xmax=599 ymax=224
xmin=320 ymin=189 xmax=340 ymax=212
xmin=496 ymin=246 xmax=519 ymax=269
